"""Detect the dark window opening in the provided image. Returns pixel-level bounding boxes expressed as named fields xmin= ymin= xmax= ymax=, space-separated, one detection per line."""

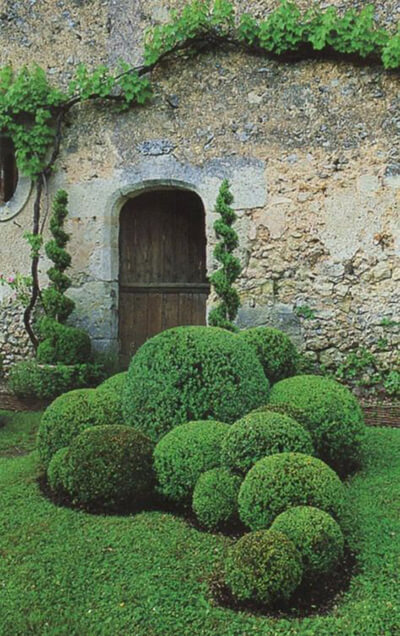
xmin=0 ymin=135 xmax=18 ymax=204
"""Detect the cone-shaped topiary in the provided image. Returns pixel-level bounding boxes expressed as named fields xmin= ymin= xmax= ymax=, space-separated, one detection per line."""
xmin=60 ymin=425 xmax=154 ymax=510
xmin=224 ymin=529 xmax=303 ymax=605
xmin=37 ymin=387 xmax=125 ymax=468
xmin=238 ymin=452 xmax=345 ymax=530
xmin=154 ymin=420 xmax=230 ymax=504
xmin=220 ymin=410 xmax=314 ymax=475
xmin=192 ymin=468 xmax=242 ymax=530
xmin=208 ymin=180 xmax=241 ymax=331
xmin=123 ymin=326 xmax=270 ymax=442
xmin=269 ymin=375 xmax=366 ymax=475
xmin=271 ymin=506 xmax=345 ymax=580
xmin=237 ymin=327 xmax=299 ymax=384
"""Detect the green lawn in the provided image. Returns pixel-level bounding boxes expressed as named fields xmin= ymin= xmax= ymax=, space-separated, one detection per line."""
xmin=0 ymin=411 xmax=399 ymax=636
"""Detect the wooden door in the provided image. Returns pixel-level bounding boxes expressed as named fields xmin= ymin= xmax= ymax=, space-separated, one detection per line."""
xmin=119 ymin=189 xmax=209 ymax=366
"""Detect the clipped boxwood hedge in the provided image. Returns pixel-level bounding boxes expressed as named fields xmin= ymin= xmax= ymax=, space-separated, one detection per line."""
xmin=271 ymin=506 xmax=345 ymax=580
xmin=238 ymin=452 xmax=345 ymax=530
xmin=224 ymin=529 xmax=303 ymax=605
xmin=123 ymin=326 xmax=270 ymax=442
xmin=192 ymin=468 xmax=242 ymax=530
xmin=154 ymin=420 xmax=230 ymax=504
xmin=221 ymin=410 xmax=314 ymax=474
xmin=237 ymin=327 xmax=298 ymax=384
xmin=37 ymin=387 xmax=125 ymax=468
xmin=269 ymin=375 xmax=366 ymax=475
xmin=61 ymin=425 xmax=154 ymax=510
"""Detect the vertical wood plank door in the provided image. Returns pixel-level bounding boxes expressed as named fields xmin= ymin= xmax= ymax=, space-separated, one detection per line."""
xmin=119 ymin=189 xmax=210 ymax=367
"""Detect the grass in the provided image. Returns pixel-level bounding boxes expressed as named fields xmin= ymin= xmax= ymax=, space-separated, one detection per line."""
xmin=0 ymin=411 xmax=399 ymax=635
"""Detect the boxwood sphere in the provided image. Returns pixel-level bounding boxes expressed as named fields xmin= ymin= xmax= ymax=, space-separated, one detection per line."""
xmin=269 ymin=375 xmax=366 ymax=475
xmin=37 ymin=388 xmax=125 ymax=468
xmin=192 ymin=468 xmax=242 ymax=530
xmin=238 ymin=452 xmax=345 ymax=530
xmin=123 ymin=326 xmax=270 ymax=442
xmin=237 ymin=327 xmax=298 ymax=384
xmin=271 ymin=506 xmax=345 ymax=579
xmin=249 ymin=403 xmax=311 ymax=431
xmin=47 ymin=447 xmax=70 ymax=495
xmin=224 ymin=529 xmax=303 ymax=605
xmin=154 ymin=420 xmax=230 ymax=503
xmin=221 ymin=411 xmax=314 ymax=474
xmin=97 ymin=372 xmax=127 ymax=395
xmin=62 ymin=425 xmax=154 ymax=509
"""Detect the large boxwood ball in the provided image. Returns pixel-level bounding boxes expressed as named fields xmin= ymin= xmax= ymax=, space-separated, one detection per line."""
xmin=61 ymin=425 xmax=154 ymax=510
xmin=37 ymin=388 xmax=125 ymax=468
xmin=224 ymin=529 xmax=303 ymax=605
xmin=238 ymin=452 xmax=345 ymax=530
xmin=237 ymin=327 xmax=298 ymax=384
xmin=153 ymin=420 xmax=230 ymax=503
xmin=47 ymin=447 xmax=70 ymax=495
xmin=271 ymin=506 xmax=345 ymax=580
xmin=221 ymin=411 xmax=314 ymax=474
xmin=192 ymin=468 xmax=242 ymax=530
xmin=269 ymin=375 xmax=366 ymax=475
xmin=123 ymin=326 xmax=270 ymax=442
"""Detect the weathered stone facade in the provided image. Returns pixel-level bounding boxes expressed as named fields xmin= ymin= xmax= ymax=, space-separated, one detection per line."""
xmin=0 ymin=0 xmax=399 ymax=374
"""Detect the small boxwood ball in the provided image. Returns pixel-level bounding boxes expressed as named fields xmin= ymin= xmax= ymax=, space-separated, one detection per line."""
xmin=269 ymin=375 xmax=366 ymax=475
xmin=237 ymin=327 xmax=298 ymax=384
xmin=47 ymin=447 xmax=70 ymax=495
xmin=63 ymin=425 xmax=154 ymax=509
xmin=154 ymin=420 xmax=230 ymax=504
xmin=224 ymin=529 xmax=303 ymax=605
xmin=238 ymin=452 xmax=345 ymax=530
xmin=97 ymin=372 xmax=127 ymax=395
xmin=221 ymin=411 xmax=314 ymax=474
xmin=249 ymin=403 xmax=311 ymax=431
xmin=123 ymin=326 xmax=270 ymax=442
xmin=271 ymin=506 xmax=345 ymax=579
xmin=37 ymin=388 xmax=126 ymax=468
xmin=192 ymin=468 xmax=242 ymax=530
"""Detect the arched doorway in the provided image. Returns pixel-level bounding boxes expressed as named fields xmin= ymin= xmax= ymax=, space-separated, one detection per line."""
xmin=118 ymin=188 xmax=209 ymax=365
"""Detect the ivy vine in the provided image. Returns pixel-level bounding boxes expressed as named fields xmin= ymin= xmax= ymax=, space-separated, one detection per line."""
xmin=0 ymin=0 xmax=398 ymax=346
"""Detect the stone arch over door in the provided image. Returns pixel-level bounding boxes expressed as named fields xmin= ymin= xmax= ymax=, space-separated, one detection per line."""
xmin=118 ymin=187 xmax=209 ymax=366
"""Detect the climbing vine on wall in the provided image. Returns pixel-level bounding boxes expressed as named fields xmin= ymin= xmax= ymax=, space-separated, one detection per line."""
xmin=0 ymin=0 xmax=399 ymax=345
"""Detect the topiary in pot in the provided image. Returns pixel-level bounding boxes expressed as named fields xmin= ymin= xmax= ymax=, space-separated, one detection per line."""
xmin=269 ymin=375 xmax=366 ymax=475
xmin=37 ymin=387 xmax=125 ymax=468
xmin=220 ymin=410 xmax=314 ymax=475
xmin=153 ymin=420 xmax=230 ymax=504
xmin=192 ymin=468 xmax=242 ymax=531
xmin=237 ymin=327 xmax=299 ymax=384
xmin=123 ymin=326 xmax=270 ymax=442
xmin=61 ymin=425 xmax=154 ymax=510
xmin=224 ymin=529 xmax=303 ymax=605
xmin=238 ymin=452 xmax=345 ymax=531
xmin=271 ymin=506 xmax=345 ymax=580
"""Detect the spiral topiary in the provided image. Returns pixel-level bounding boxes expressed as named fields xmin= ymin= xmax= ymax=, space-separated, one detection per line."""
xmin=269 ymin=375 xmax=366 ymax=475
xmin=237 ymin=327 xmax=299 ymax=384
xmin=224 ymin=529 xmax=303 ymax=605
xmin=192 ymin=468 xmax=242 ymax=530
xmin=61 ymin=425 xmax=154 ymax=510
xmin=36 ymin=318 xmax=91 ymax=365
xmin=208 ymin=180 xmax=241 ymax=332
xmin=37 ymin=387 xmax=125 ymax=468
xmin=123 ymin=326 xmax=270 ymax=442
xmin=271 ymin=506 xmax=345 ymax=580
xmin=220 ymin=411 xmax=314 ymax=475
xmin=153 ymin=420 xmax=230 ymax=504
xmin=238 ymin=452 xmax=345 ymax=530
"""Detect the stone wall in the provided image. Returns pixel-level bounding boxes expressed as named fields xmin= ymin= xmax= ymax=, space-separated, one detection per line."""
xmin=0 ymin=298 xmax=34 ymax=377
xmin=0 ymin=1 xmax=399 ymax=373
